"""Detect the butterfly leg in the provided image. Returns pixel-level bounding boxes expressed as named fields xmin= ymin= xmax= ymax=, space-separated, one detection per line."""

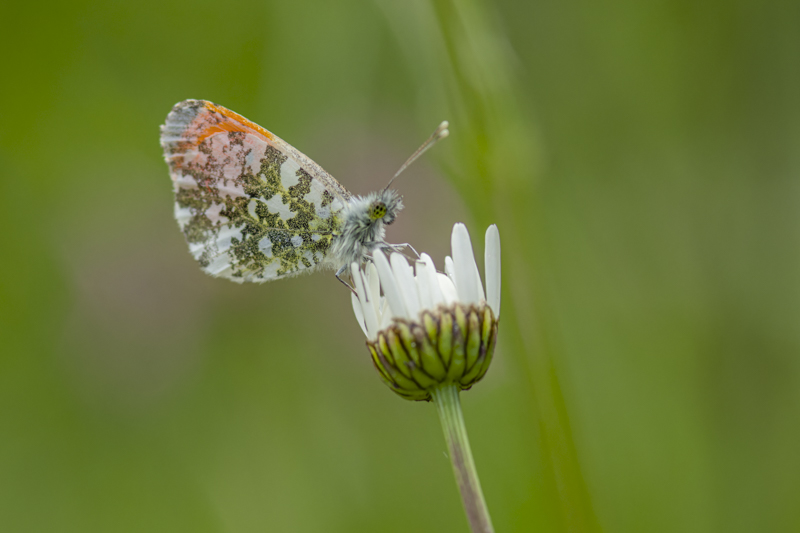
xmin=393 ymin=242 xmax=420 ymax=259
xmin=368 ymin=242 xmax=419 ymax=261
xmin=335 ymin=265 xmax=357 ymax=294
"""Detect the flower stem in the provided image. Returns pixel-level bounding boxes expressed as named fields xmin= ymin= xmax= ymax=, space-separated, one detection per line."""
xmin=431 ymin=384 xmax=494 ymax=533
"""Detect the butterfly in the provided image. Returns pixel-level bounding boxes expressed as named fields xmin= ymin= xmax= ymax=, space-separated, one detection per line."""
xmin=160 ymin=100 xmax=448 ymax=284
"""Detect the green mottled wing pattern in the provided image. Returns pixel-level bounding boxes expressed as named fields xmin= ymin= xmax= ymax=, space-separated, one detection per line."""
xmin=160 ymin=100 xmax=350 ymax=282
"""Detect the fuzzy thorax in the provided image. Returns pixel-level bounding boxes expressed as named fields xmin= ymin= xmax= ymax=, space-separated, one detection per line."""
xmin=331 ymin=189 xmax=403 ymax=266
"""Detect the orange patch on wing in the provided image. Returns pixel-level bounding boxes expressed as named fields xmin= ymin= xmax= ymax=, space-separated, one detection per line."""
xmin=196 ymin=101 xmax=276 ymax=144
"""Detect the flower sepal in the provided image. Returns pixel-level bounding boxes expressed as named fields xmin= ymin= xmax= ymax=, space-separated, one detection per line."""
xmin=368 ymin=302 xmax=498 ymax=401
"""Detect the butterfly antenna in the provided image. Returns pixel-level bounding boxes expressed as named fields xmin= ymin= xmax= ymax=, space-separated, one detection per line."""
xmin=383 ymin=121 xmax=449 ymax=191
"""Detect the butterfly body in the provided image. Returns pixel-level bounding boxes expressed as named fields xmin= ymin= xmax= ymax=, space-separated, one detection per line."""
xmin=160 ymin=100 xmax=402 ymax=283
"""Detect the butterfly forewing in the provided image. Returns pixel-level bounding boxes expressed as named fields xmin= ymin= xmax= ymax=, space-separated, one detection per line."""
xmin=161 ymin=100 xmax=351 ymax=282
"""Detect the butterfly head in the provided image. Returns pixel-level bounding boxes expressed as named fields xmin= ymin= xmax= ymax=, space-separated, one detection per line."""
xmin=335 ymin=189 xmax=403 ymax=265
xmin=367 ymin=189 xmax=402 ymax=226
xmin=351 ymin=188 xmax=402 ymax=230
xmin=368 ymin=201 xmax=387 ymax=221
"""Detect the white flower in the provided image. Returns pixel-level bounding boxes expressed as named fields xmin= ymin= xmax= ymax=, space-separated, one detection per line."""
xmin=349 ymin=223 xmax=501 ymax=401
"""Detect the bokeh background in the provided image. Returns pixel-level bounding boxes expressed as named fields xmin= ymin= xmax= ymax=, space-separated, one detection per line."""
xmin=2 ymin=0 xmax=799 ymax=531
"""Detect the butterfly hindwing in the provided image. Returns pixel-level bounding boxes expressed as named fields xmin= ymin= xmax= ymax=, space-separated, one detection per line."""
xmin=161 ymin=100 xmax=350 ymax=282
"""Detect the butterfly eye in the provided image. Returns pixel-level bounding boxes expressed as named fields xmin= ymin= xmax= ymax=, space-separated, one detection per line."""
xmin=368 ymin=202 xmax=387 ymax=221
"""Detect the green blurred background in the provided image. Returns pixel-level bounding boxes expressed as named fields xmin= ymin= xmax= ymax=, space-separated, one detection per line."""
xmin=2 ymin=0 xmax=798 ymax=531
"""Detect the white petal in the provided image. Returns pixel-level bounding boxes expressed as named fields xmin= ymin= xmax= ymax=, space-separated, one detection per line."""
xmin=418 ymin=254 xmax=445 ymax=308
xmin=391 ymin=253 xmax=421 ymax=319
xmin=380 ymin=299 xmax=394 ymax=329
xmin=437 ymin=273 xmax=459 ymax=304
xmin=415 ymin=264 xmax=433 ymax=310
xmin=351 ymin=292 xmax=369 ymax=337
xmin=374 ymin=251 xmax=408 ymax=319
xmin=451 ymin=223 xmax=484 ymax=304
xmin=366 ymin=262 xmax=381 ymax=319
xmin=351 ymin=263 xmax=378 ymax=339
xmin=445 ymin=256 xmax=456 ymax=286
xmin=485 ymin=224 xmax=501 ymax=317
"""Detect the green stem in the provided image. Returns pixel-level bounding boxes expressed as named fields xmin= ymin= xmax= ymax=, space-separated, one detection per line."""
xmin=431 ymin=384 xmax=494 ymax=533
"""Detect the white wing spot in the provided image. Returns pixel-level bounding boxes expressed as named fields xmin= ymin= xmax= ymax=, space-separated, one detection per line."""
xmin=248 ymin=198 xmax=258 ymax=219
xmin=189 ymin=241 xmax=205 ymax=260
xmin=215 ymin=226 xmax=243 ymax=252
xmin=291 ymin=235 xmax=303 ymax=248
xmin=243 ymin=135 xmax=267 ymax=174
xmin=266 ymin=195 xmax=294 ymax=220
xmin=330 ymin=198 xmax=345 ymax=212
xmin=216 ymin=181 xmax=246 ymax=198
xmin=172 ymin=171 xmax=198 ymax=191
xmin=261 ymin=261 xmax=282 ymax=278
xmin=174 ymin=205 xmax=192 ymax=229
xmin=311 ymin=233 xmax=321 ymax=242
xmin=304 ymin=186 xmax=324 ymax=207
xmin=258 ymin=237 xmax=273 ymax=255
xmin=204 ymin=254 xmax=232 ymax=276
xmin=182 ymin=148 xmax=207 ymax=168
xmin=205 ymin=203 xmax=229 ymax=224
xmin=280 ymin=159 xmax=301 ymax=188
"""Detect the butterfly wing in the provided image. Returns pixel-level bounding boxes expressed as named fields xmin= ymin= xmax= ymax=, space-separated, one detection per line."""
xmin=161 ymin=100 xmax=351 ymax=282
